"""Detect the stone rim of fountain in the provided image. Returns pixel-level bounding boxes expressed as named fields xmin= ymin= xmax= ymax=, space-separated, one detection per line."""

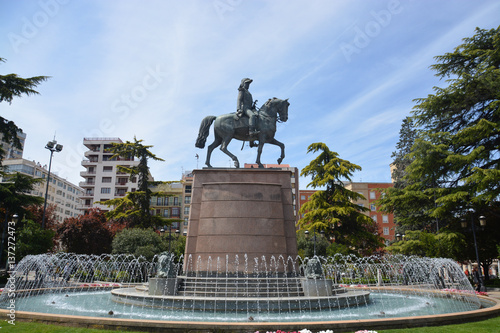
xmin=2 ymin=291 xmax=498 ymax=333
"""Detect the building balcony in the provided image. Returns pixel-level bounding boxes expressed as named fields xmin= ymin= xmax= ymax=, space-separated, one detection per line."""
xmin=79 ymin=181 xmax=95 ymax=187
xmin=76 ymin=204 xmax=93 ymax=210
xmin=115 ymin=192 xmax=127 ymax=197
xmin=82 ymin=159 xmax=98 ymax=166
xmin=81 ymin=191 xmax=94 ymax=198
xmin=84 ymin=150 xmax=101 ymax=157
xmin=80 ymin=170 xmax=96 ymax=177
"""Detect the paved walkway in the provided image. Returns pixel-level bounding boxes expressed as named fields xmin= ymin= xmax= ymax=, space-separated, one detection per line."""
xmin=487 ymin=288 xmax=500 ymax=300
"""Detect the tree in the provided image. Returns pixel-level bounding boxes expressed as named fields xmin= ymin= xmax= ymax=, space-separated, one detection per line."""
xmin=378 ymin=117 xmax=436 ymax=232
xmin=296 ymin=230 xmax=330 ymax=258
xmin=410 ymin=26 xmax=500 ymax=212
xmin=25 ymin=203 xmax=58 ymax=231
xmin=0 ymin=173 xmax=45 ymax=266
xmin=378 ymin=26 xmax=500 ymax=278
xmin=98 ymin=137 xmax=165 ymax=228
xmin=112 ymin=228 xmax=165 ymax=260
xmin=387 ymin=230 xmax=466 ymax=260
xmin=298 ymin=143 xmax=385 ymax=256
xmin=0 ymin=173 xmax=44 ymax=219
xmin=391 ymin=117 xmax=418 ymax=189
xmin=0 ymin=57 xmax=49 ymax=163
xmin=15 ymin=219 xmax=55 ymax=262
xmin=58 ymin=208 xmax=113 ymax=255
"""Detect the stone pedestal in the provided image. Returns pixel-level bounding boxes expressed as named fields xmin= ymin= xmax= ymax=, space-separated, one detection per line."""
xmin=184 ymin=168 xmax=297 ymax=273
xmin=148 ymin=278 xmax=178 ymax=296
xmin=300 ymin=279 xmax=334 ymax=297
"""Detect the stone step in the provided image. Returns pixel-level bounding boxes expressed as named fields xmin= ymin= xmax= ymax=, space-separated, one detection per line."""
xmin=177 ymin=290 xmax=304 ymax=298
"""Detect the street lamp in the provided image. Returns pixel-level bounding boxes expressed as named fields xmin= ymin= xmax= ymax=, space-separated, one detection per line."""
xmin=304 ymin=228 xmax=324 ymax=256
xmin=42 ymin=140 xmax=63 ymax=229
xmin=461 ymin=215 xmax=486 ymax=281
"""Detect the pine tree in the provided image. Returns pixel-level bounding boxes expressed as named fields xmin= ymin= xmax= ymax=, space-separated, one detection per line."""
xmin=379 ymin=26 xmax=500 ymax=275
xmin=0 ymin=58 xmax=49 ymax=163
xmin=97 ymin=137 xmax=165 ymax=228
xmin=298 ymin=143 xmax=384 ymax=256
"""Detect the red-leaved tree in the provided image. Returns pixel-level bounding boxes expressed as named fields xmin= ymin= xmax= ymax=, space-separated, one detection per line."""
xmin=58 ymin=208 xmax=113 ymax=254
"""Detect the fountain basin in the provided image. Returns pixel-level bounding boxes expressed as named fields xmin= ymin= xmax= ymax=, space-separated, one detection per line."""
xmin=2 ymin=288 xmax=498 ymax=333
xmin=2 ymin=253 xmax=498 ymax=332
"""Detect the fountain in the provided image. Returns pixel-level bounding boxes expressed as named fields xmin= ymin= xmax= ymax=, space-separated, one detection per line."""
xmin=1 ymin=252 xmax=499 ymax=332
xmin=1 ymin=168 xmax=499 ymax=331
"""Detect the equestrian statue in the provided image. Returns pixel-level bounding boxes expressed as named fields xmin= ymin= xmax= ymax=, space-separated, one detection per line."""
xmin=195 ymin=78 xmax=289 ymax=168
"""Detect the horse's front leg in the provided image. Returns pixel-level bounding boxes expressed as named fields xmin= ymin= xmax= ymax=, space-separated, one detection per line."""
xmin=268 ymin=138 xmax=285 ymax=165
xmin=220 ymin=137 xmax=240 ymax=168
xmin=255 ymin=141 xmax=265 ymax=168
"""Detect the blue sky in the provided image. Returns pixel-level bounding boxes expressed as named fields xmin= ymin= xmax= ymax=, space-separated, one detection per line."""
xmin=1 ymin=0 xmax=499 ymax=189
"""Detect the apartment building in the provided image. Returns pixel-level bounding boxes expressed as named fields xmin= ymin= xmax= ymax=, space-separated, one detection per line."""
xmin=344 ymin=182 xmax=395 ymax=245
xmin=149 ymin=181 xmax=184 ymax=235
xmin=0 ymin=158 xmax=83 ymax=223
xmin=0 ymin=130 xmax=26 ymax=160
xmin=297 ymin=182 xmax=395 ymax=245
xmin=78 ymin=138 xmax=140 ymax=213
xmin=181 ymin=171 xmax=194 ymax=236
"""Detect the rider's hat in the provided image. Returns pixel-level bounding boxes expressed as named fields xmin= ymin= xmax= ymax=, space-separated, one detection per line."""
xmin=239 ymin=78 xmax=253 ymax=88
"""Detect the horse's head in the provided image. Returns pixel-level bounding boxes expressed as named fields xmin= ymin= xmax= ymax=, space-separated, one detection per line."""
xmin=278 ymin=98 xmax=289 ymax=122
xmin=263 ymin=97 xmax=289 ymax=122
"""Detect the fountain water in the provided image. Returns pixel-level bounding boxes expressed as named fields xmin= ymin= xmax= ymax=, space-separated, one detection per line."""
xmin=2 ymin=252 xmax=497 ymax=332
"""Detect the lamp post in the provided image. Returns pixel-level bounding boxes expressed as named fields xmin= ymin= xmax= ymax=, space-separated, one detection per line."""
xmin=42 ymin=140 xmax=63 ymax=229
xmin=305 ymin=228 xmax=324 ymax=257
xmin=461 ymin=215 xmax=486 ymax=281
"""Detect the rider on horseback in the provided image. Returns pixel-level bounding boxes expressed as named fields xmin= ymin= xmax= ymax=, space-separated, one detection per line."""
xmin=235 ymin=78 xmax=259 ymax=135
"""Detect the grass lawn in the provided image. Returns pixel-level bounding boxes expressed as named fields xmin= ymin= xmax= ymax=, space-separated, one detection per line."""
xmin=3 ymin=316 xmax=500 ymax=333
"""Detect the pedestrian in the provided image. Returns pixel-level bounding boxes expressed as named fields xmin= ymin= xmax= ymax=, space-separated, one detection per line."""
xmin=472 ymin=267 xmax=481 ymax=292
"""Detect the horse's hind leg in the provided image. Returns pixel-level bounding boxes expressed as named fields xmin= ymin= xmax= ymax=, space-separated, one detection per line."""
xmin=205 ymin=135 xmax=222 ymax=168
xmin=220 ymin=137 xmax=239 ymax=168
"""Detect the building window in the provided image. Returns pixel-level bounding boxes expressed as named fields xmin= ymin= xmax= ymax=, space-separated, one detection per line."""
xmin=163 ymin=209 xmax=170 ymax=218
xmin=117 ymin=177 xmax=127 ymax=185
xmin=173 ymin=197 xmax=179 ymax=206
xmin=369 ymin=191 xmax=376 ymax=199
xmin=372 ymin=215 xmax=377 ymax=222
xmin=383 ymin=227 xmax=389 ymax=235
xmin=164 ymin=197 xmax=169 ymax=205
xmin=102 ymin=177 xmax=112 ymax=183
xmin=370 ymin=204 xmax=376 ymax=211
xmin=103 ymin=166 xmax=113 ymax=172
xmin=157 ymin=197 xmax=163 ymax=206
xmin=382 ymin=215 xmax=389 ymax=223
xmin=172 ymin=207 xmax=180 ymax=217
xmin=184 ymin=196 xmax=191 ymax=204
xmin=184 ymin=206 xmax=190 ymax=215
xmin=101 ymin=188 xmax=111 ymax=194
xmin=185 ymin=185 xmax=192 ymax=193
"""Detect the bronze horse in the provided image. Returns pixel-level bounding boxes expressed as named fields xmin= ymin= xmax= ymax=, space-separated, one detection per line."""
xmin=195 ymin=97 xmax=289 ymax=168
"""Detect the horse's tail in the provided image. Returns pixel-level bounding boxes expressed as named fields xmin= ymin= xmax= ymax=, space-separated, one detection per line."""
xmin=195 ymin=116 xmax=216 ymax=148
